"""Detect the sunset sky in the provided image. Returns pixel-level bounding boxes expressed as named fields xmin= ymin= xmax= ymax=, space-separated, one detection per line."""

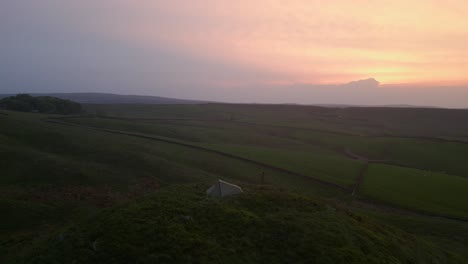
xmin=1 ymin=1 xmax=468 ymax=107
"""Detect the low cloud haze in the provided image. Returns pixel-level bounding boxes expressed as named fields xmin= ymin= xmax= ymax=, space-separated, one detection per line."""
xmin=207 ymin=79 xmax=468 ymax=108
xmin=1 ymin=1 xmax=468 ymax=108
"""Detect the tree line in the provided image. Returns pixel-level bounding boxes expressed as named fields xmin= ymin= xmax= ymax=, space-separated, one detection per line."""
xmin=0 ymin=94 xmax=82 ymax=114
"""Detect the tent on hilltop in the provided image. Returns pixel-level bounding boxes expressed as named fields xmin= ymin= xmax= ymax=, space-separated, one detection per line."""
xmin=206 ymin=180 xmax=243 ymax=197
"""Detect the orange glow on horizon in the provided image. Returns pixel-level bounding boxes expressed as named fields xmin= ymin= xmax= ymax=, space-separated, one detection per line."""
xmin=108 ymin=0 xmax=468 ymax=86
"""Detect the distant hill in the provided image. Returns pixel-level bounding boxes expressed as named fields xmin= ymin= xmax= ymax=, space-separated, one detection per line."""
xmin=0 ymin=93 xmax=443 ymax=108
xmin=0 ymin=93 xmax=207 ymax=105
xmin=313 ymin=103 xmax=441 ymax=109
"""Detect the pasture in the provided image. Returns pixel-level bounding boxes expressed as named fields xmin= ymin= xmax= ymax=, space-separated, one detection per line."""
xmin=1 ymin=104 xmax=468 ymax=261
xmin=360 ymin=164 xmax=468 ymax=219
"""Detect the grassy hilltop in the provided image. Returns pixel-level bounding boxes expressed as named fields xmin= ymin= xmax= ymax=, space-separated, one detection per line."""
xmin=23 ymin=186 xmax=460 ymax=264
xmin=1 ymin=104 xmax=468 ymax=263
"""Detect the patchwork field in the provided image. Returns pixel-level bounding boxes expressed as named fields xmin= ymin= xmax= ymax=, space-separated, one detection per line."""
xmin=2 ymin=104 xmax=468 ymax=262
xmin=56 ymin=105 xmax=468 ymax=219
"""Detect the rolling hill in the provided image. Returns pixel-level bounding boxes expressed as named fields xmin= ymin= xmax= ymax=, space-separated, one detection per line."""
xmin=0 ymin=93 xmax=207 ymax=105
xmin=1 ymin=104 xmax=468 ymax=263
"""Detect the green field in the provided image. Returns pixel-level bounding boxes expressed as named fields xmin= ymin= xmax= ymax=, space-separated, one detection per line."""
xmin=2 ymin=104 xmax=468 ymax=262
xmin=48 ymin=105 xmax=468 ymax=218
xmin=360 ymin=164 xmax=468 ymax=219
xmin=202 ymin=144 xmax=362 ymax=187
xmin=64 ymin=112 xmax=468 ymax=178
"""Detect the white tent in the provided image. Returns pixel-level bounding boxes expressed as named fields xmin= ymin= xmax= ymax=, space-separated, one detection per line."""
xmin=206 ymin=180 xmax=243 ymax=197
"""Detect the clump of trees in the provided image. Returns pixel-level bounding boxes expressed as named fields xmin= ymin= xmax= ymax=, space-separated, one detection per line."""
xmin=0 ymin=94 xmax=82 ymax=114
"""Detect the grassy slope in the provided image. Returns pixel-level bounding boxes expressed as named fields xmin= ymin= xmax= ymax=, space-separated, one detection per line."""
xmin=2 ymin=106 xmax=468 ymax=262
xmin=202 ymin=144 xmax=362 ymax=187
xmin=67 ymin=113 xmax=468 ymax=178
xmin=84 ymin=104 xmax=468 ymax=141
xmin=77 ymin=104 xmax=468 ymax=255
xmin=1 ymin=110 xmax=348 ymax=261
xmin=64 ymin=117 xmax=363 ymax=187
xmin=63 ymin=115 xmax=468 ymax=179
xmin=360 ymin=164 xmax=468 ymax=219
xmin=18 ymin=185 xmax=464 ymax=264
xmin=358 ymin=209 xmax=468 ymax=260
xmin=62 ymin=106 xmax=468 ymax=217
xmin=0 ymin=110 xmax=343 ymax=190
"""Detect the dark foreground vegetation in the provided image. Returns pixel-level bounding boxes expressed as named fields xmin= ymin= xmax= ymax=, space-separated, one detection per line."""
xmin=0 ymin=94 xmax=82 ymax=114
xmin=24 ymin=186 xmax=459 ymax=263
xmin=1 ymin=104 xmax=467 ymax=263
